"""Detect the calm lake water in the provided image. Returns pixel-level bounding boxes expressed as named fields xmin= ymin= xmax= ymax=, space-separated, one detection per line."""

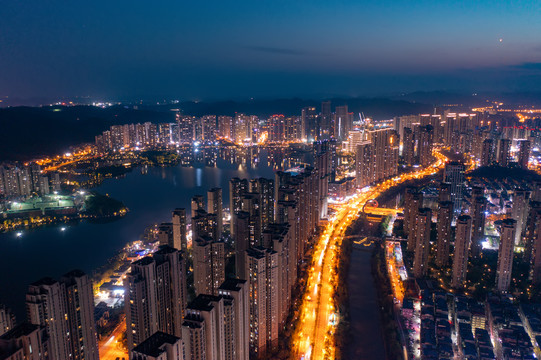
xmin=0 ymin=151 xmax=276 ymax=319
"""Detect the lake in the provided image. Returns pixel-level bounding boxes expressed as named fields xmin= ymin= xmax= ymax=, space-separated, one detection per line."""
xmin=0 ymin=149 xmax=278 ymax=319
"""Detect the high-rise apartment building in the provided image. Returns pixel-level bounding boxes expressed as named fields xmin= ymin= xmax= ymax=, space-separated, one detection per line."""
xmin=172 ymin=208 xmax=188 ymax=251
xmin=369 ymin=128 xmax=399 ymax=183
xmin=207 ymin=188 xmax=223 ymax=236
xmin=518 ymin=139 xmax=531 ymax=169
xmin=334 ymin=105 xmax=353 ymax=140
xmin=192 ymin=210 xmax=219 ymax=242
xmin=435 ymin=201 xmax=453 ymax=267
xmin=444 ymin=161 xmax=465 ymax=215
xmin=320 ymin=101 xmax=332 ymax=139
xmin=404 ymin=187 xmax=423 ymax=240
xmin=301 ymin=107 xmax=318 ymax=142
xmin=245 ymin=247 xmax=279 ymax=357
xmin=125 ymin=247 xmax=188 ymax=351
xmin=61 ymin=270 xmax=99 ymax=360
xmin=131 ymin=331 xmax=185 ymax=360
xmin=26 ymin=271 xmax=98 ymax=360
xmin=234 ymin=211 xmax=251 ymax=280
xmin=402 ymin=127 xmax=415 ymax=166
xmin=249 ymin=178 xmax=275 ymax=231
xmin=218 ymin=279 xmax=249 ymax=360
xmin=0 ymin=323 xmax=49 ymax=360
xmin=229 ymin=178 xmax=248 ymax=236
xmin=355 ymin=142 xmax=372 ymax=188
xmin=527 ymin=204 xmax=541 ymax=284
xmin=470 ymin=196 xmax=487 ymax=257
xmin=158 ymin=223 xmax=174 ymax=247
xmin=418 ymin=125 xmax=434 ymax=167
xmin=412 ymin=208 xmax=432 ymax=278
xmin=182 ymin=295 xmax=225 ymax=360
xmin=26 ymin=278 xmax=70 ymax=360
xmin=451 ymin=215 xmax=472 ymax=289
xmin=481 ymin=139 xmax=494 ymax=166
xmin=0 ymin=306 xmax=15 ymax=336
xmin=497 ymin=138 xmax=511 ymax=167
xmin=438 ymin=181 xmax=452 ymax=203
xmin=512 ymin=189 xmax=530 ymax=245
xmin=496 ymin=218 xmax=517 ymax=292
xmin=191 ymin=195 xmax=205 ymax=218
xmin=193 ymin=238 xmax=225 ymax=296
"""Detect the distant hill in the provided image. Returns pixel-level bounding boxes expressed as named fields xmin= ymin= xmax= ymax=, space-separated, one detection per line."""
xmin=0 ymin=97 xmax=432 ymax=161
xmin=0 ymin=105 xmax=174 ymax=161
xmin=167 ymin=97 xmax=433 ymax=118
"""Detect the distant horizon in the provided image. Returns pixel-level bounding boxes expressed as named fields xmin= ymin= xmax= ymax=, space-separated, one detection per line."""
xmin=2 ymin=88 xmax=541 ymax=108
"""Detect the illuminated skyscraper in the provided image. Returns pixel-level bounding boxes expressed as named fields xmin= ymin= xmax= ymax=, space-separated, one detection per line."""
xmin=518 ymin=139 xmax=531 ymax=169
xmin=229 ymin=178 xmax=248 ymax=236
xmin=61 ymin=270 xmax=99 ymax=360
xmin=417 ymin=125 xmax=434 ymax=167
xmin=172 ymin=208 xmax=187 ymax=251
xmin=512 ymin=189 xmax=530 ymax=245
xmin=404 ymin=187 xmax=423 ymax=240
xmin=444 ymin=161 xmax=465 ymax=215
xmin=191 ymin=195 xmax=205 ymax=218
xmin=125 ymin=247 xmax=188 ymax=350
xmin=412 ymin=208 xmax=432 ymax=278
xmin=355 ymin=142 xmax=372 ymax=188
xmin=218 ymin=279 xmax=249 ymax=360
xmin=402 ymin=127 xmax=415 ymax=166
xmin=451 ymin=215 xmax=472 ymax=289
xmin=301 ymin=107 xmax=318 ymax=141
xmin=470 ymin=196 xmax=487 ymax=257
xmin=245 ymin=247 xmax=279 ymax=357
xmin=497 ymin=138 xmax=511 ymax=167
xmin=182 ymin=295 xmax=225 ymax=360
xmin=193 ymin=237 xmax=225 ymax=296
xmin=496 ymin=218 xmax=517 ymax=292
xmin=26 ymin=271 xmax=99 ymax=360
xmin=26 ymin=278 xmax=70 ymax=360
xmin=208 ymin=188 xmax=223 ymax=236
xmin=436 ymin=201 xmax=453 ymax=267
xmin=481 ymin=139 xmax=494 ymax=166
xmin=527 ymin=203 xmax=541 ymax=284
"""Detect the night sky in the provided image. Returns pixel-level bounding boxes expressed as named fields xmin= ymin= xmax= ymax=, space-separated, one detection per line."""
xmin=1 ymin=0 xmax=541 ymax=100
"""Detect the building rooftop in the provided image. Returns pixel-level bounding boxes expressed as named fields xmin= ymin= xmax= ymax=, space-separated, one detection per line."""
xmin=187 ymin=294 xmax=222 ymax=312
xmin=219 ymin=278 xmax=246 ymax=292
xmin=0 ymin=323 xmax=39 ymax=340
xmin=132 ymin=331 xmax=179 ymax=358
xmin=29 ymin=277 xmax=58 ymax=287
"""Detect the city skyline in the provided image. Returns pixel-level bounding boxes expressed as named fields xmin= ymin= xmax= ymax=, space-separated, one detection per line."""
xmin=2 ymin=2 xmax=541 ymax=359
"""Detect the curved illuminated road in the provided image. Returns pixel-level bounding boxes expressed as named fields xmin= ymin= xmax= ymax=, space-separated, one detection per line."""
xmin=292 ymin=149 xmax=448 ymax=360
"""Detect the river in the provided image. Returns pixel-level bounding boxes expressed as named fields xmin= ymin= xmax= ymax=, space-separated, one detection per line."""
xmin=0 ymin=149 xmax=278 ymax=319
xmin=345 ymin=241 xmax=386 ymax=359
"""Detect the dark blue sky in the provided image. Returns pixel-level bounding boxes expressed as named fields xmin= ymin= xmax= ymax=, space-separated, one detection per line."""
xmin=1 ymin=0 xmax=541 ymax=100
